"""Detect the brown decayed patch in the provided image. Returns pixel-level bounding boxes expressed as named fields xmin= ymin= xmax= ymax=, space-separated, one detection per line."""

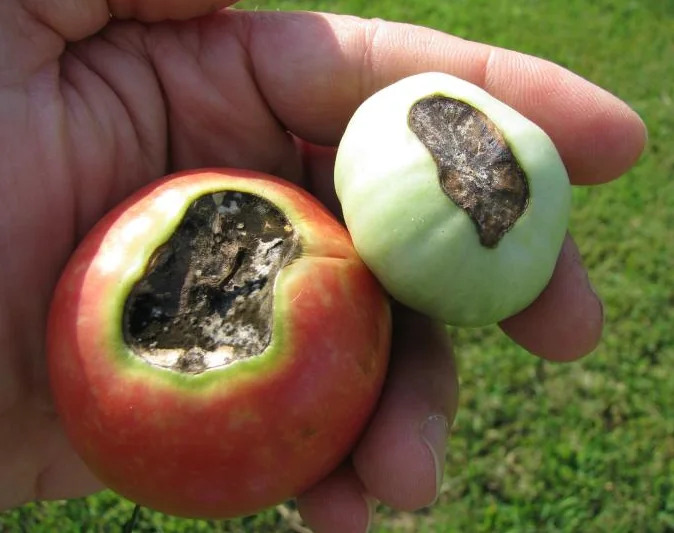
xmin=408 ymin=95 xmax=529 ymax=247
xmin=123 ymin=191 xmax=301 ymax=374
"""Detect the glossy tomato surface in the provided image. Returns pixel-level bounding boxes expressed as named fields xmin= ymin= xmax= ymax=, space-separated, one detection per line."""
xmin=47 ymin=169 xmax=391 ymax=518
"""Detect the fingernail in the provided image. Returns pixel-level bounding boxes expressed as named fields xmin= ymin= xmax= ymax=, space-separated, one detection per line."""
xmin=363 ymin=494 xmax=378 ymax=532
xmin=594 ymin=286 xmax=605 ymax=325
xmin=586 ymin=273 xmax=605 ymax=325
xmin=420 ymin=414 xmax=448 ymax=505
xmin=580 ymin=246 xmax=604 ymax=326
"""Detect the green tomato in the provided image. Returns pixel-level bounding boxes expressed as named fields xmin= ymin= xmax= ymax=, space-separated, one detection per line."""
xmin=335 ymin=72 xmax=571 ymax=326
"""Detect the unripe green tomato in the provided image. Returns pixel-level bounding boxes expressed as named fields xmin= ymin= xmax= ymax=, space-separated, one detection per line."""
xmin=334 ymin=72 xmax=572 ymax=327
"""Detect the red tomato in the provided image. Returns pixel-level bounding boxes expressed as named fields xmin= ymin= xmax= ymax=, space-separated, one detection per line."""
xmin=47 ymin=168 xmax=391 ymax=519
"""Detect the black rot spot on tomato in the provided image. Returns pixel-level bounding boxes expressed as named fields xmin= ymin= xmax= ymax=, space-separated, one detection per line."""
xmin=408 ymin=95 xmax=530 ymax=248
xmin=123 ymin=191 xmax=301 ymax=374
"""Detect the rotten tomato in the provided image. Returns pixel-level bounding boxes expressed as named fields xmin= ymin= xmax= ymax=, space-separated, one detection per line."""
xmin=47 ymin=168 xmax=391 ymax=519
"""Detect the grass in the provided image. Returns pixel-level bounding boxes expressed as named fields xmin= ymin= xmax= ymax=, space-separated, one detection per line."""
xmin=2 ymin=0 xmax=673 ymax=531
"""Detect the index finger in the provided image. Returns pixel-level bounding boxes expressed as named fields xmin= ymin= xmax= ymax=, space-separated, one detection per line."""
xmin=240 ymin=10 xmax=646 ymax=185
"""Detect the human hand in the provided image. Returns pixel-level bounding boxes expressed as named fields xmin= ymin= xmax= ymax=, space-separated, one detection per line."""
xmin=0 ymin=1 xmax=646 ymax=531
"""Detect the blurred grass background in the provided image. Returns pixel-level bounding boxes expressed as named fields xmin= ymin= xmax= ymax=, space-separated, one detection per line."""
xmin=2 ymin=0 xmax=673 ymax=531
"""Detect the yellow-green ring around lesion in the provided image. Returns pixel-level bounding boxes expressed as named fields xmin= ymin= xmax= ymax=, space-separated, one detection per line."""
xmin=94 ymin=179 xmax=314 ymax=394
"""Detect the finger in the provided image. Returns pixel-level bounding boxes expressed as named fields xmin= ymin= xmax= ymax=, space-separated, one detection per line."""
xmin=297 ymin=140 xmax=341 ymax=215
xmin=14 ymin=0 xmax=238 ymax=42
xmin=235 ymin=11 xmax=646 ymax=185
xmin=297 ymin=463 xmax=373 ymax=533
xmin=500 ymin=234 xmax=603 ymax=361
xmin=110 ymin=0 xmax=238 ymax=23
xmin=351 ymin=308 xmax=458 ymax=511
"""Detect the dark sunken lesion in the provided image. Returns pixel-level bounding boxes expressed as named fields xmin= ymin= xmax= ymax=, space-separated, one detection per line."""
xmin=123 ymin=191 xmax=301 ymax=374
xmin=408 ymin=95 xmax=529 ymax=248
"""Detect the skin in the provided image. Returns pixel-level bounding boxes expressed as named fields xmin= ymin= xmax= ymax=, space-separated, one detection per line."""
xmin=0 ymin=1 xmax=646 ymax=531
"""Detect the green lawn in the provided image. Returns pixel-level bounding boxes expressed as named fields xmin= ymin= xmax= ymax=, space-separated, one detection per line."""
xmin=3 ymin=0 xmax=673 ymax=531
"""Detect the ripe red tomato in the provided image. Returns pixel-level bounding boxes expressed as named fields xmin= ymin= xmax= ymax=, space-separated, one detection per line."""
xmin=47 ymin=168 xmax=391 ymax=519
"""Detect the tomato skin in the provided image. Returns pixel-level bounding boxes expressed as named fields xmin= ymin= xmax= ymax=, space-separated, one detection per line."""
xmin=47 ymin=169 xmax=391 ymax=519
